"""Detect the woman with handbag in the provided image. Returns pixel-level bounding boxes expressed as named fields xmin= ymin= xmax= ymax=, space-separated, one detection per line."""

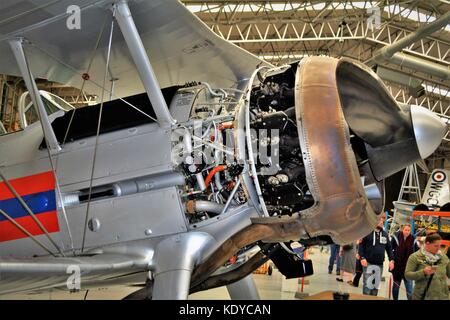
xmin=337 ymin=242 xmax=357 ymax=285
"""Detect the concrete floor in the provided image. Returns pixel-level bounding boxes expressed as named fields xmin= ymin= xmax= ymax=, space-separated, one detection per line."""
xmin=0 ymin=247 xmax=408 ymax=300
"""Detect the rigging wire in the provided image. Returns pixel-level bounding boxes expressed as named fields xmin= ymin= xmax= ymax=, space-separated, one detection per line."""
xmin=0 ymin=208 xmax=56 ymax=257
xmin=30 ymin=42 xmax=157 ymax=122
xmin=0 ymin=0 xmax=61 ymax=27
xmin=0 ymin=170 xmax=64 ymax=256
xmin=50 ymin=15 xmax=111 ymax=255
xmin=61 ymin=13 xmax=110 ymax=146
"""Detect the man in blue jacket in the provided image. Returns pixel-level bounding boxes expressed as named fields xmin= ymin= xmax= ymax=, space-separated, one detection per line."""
xmin=358 ymin=215 xmax=395 ymax=296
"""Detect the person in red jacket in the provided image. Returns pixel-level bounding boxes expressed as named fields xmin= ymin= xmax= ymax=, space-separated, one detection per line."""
xmin=390 ymin=224 xmax=418 ymax=300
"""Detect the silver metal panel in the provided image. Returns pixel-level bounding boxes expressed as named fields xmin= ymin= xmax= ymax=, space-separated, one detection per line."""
xmin=55 ymin=123 xmax=172 ymax=188
xmin=192 ymin=205 xmax=255 ymax=262
xmin=0 ymin=173 xmax=186 ymax=257
xmin=169 ymin=88 xmax=198 ymax=123
xmin=1 ymin=123 xmax=173 ymax=191
xmin=64 ymin=186 xmax=187 ymax=250
xmin=0 ymin=232 xmax=64 ymax=259
xmin=0 ymin=112 xmax=62 ymax=167
xmin=226 ymin=275 xmax=260 ymax=300
xmin=152 ymin=232 xmax=215 ymax=299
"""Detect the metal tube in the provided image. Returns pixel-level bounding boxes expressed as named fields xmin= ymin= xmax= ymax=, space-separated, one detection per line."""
xmin=114 ymin=0 xmax=175 ymax=127
xmin=244 ymin=66 xmax=271 ymax=217
xmin=183 ymin=129 xmax=193 ymax=154
xmin=364 ymin=183 xmax=382 ymax=201
xmin=214 ymin=124 xmax=224 ymax=191
xmin=366 ymin=11 xmax=450 ymax=79
xmin=193 ymin=201 xmax=227 ymax=215
xmin=0 ymin=209 xmax=56 ymax=257
xmin=196 ymin=173 xmax=206 ymax=191
xmin=9 ymin=39 xmax=61 ymax=152
xmin=115 ymin=172 xmax=185 ymax=196
xmin=191 ymin=135 xmax=235 ymax=156
xmin=226 ymin=274 xmax=260 ymax=300
xmin=221 ymin=179 xmax=241 ymax=214
xmin=368 ymin=11 xmax=450 ymax=63
xmin=200 ymin=82 xmax=227 ymax=99
xmin=389 ymin=53 xmax=450 ymax=80
xmin=376 ymin=66 xmax=422 ymax=88
xmin=214 ymin=172 xmax=223 ymax=191
xmin=0 ymin=171 xmax=64 ymax=256
xmin=380 ymin=12 xmax=450 ymax=60
xmin=62 ymin=172 xmax=185 ymax=207
xmin=109 ymin=77 xmax=118 ymax=101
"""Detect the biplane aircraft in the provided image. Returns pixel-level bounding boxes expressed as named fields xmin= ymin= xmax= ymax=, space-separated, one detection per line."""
xmin=0 ymin=0 xmax=447 ymax=299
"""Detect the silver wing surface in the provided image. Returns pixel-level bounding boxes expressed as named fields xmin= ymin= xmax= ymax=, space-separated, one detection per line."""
xmin=0 ymin=0 xmax=267 ymax=100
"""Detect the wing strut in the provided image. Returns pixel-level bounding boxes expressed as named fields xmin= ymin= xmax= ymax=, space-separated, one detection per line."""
xmin=114 ymin=0 xmax=175 ymax=128
xmin=8 ymin=40 xmax=75 ymax=254
xmin=8 ymin=38 xmax=61 ymax=153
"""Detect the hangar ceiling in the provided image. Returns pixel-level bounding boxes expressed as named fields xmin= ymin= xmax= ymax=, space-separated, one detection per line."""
xmin=181 ymin=0 xmax=450 ymax=168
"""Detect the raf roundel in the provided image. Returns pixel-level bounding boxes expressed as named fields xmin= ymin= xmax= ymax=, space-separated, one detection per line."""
xmin=432 ymin=170 xmax=446 ymax=183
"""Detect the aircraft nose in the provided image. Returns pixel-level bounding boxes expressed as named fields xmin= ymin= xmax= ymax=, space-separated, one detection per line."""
xmin=410 ymin=105 xmax=448 ymax=159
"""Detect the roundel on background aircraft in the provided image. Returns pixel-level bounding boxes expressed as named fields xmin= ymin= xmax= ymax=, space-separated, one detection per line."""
xmin=432 ymin=170 xmax=447 ymax=183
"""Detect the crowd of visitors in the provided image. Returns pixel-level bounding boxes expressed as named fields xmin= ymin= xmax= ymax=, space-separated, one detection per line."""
xmin=326 ymin=216 xmax=449 ymax=300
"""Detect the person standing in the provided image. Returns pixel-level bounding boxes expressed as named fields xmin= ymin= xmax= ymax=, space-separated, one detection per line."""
xmin=328 ymin=244 xmax=341 ymax=275
xmin=359 ymin=216 xmax=395 ymax=296
xmin=405 ymin=233 xmax=450 ymax=300
xmin=337 ymin=242 xmax=356 ymax=285
xmin=352 ymin=238 xmax=363 ymax=287
xmin=390 ymin=224 xmax=417 ymax=300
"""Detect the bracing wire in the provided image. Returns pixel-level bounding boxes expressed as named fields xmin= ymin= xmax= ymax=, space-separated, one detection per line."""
xmin=81 ymin=8 xmax=116 ymax=253
xmin=0 ymin=169 xmax=63 ymax=256
xmin=0 ymin=208 xmax=56 ymax=256
xmin=30 ymin=42 xmax=157 ymax=122
xmin=62 ymin=13 xmax=110 ymax=146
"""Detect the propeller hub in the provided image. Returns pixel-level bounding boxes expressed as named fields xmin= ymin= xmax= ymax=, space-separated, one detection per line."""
xmin=410 ymin=105 xmax=448 ymax=159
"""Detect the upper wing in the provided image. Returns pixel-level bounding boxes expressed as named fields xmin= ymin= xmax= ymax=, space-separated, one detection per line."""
xmin=0 ymin=0 xmax=269 ymax=100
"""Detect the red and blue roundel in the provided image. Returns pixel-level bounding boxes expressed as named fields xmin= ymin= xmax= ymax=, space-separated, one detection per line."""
xmin=0 ymin=171 xmax=59 ymax=242
xmin=432 ymin=170 xmax=446 ymax=183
